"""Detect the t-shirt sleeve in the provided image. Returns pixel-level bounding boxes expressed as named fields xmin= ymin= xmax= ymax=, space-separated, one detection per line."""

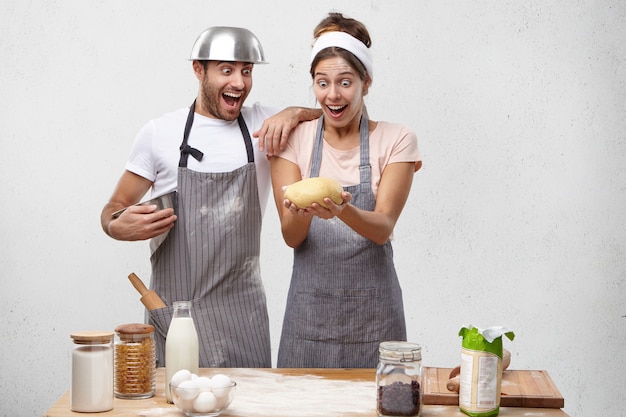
xmin=125 ymin=120 xmax=157 ymax=182
xmin=274 ymin=120 xmax=316 ymax=176
xmin=248 ymin=102 xmax=282 ymax=126
xmin=388 ymin=126 xmax=421 ymax=165
xmin=276 ymin=130 xmax=299 ymax=165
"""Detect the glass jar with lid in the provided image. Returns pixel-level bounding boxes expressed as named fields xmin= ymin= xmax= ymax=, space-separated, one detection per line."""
xmin=114 ymin=323 xmax=156 ymax=399
xmin=70 ymin=331 xmax=114 ymax=412
xmin=376 ymin=341 xmax=422 ymax=417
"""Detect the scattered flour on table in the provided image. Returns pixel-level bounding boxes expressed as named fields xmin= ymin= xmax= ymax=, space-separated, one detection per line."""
xmin=222 ymin=369 xmax=376 ymax=416
xmin=137 ymin=407 xmax=180 ymax=416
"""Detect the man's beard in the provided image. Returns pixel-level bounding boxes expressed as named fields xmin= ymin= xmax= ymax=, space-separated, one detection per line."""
xmin=200 ymin=76 xmax=242 ymax=121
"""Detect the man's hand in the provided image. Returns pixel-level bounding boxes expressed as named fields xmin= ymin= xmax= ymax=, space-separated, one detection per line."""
xmin=107 ymin=205 xmax=176 ymax=241
xmin=254 ymin=108 xmax=299 ymax=156
xmin=254 ymin=107 xmax=322 ymax=156
xmin=100 ymin=171 xmax=175 ymax=241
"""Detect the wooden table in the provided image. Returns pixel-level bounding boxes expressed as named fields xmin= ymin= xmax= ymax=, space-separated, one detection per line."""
xmin=44 ymin=368 xmax=570 ymax=417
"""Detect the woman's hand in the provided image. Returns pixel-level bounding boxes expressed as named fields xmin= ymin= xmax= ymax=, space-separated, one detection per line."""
xmin=284 ymin=191 xmax=352 ymax=219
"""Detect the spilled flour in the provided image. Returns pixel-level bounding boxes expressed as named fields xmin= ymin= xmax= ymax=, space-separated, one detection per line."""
xmin=222 ymin=369 xmax=376 ymax=416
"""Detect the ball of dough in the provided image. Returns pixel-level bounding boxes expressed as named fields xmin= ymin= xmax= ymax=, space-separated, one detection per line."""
xmin=284 ymin=177 xmax=343 ymax=208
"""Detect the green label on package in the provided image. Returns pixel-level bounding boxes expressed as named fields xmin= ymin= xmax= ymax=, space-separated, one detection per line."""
xmin=458 ymin=326 xmax=515 ymax=417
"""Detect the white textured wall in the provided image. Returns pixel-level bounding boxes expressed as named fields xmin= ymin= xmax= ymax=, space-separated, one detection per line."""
xmin=1 ymin=1 xmax=624 ymax=416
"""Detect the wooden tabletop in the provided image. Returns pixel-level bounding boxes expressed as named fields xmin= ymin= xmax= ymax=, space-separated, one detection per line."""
xmin=44 ymin=367 xmax=570 ymax=417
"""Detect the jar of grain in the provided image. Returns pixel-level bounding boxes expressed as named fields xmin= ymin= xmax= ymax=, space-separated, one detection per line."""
xmin=70 ymin=331 xmax=114 ymax=412
xmin=376 ymin=341 xmax=422 ymax=417
xmin=114 ymin=323 xmax=156 ymax=399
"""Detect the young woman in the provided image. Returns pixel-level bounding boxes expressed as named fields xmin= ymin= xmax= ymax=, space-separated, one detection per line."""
xmin=270 ymin=13 xmax=422 ymax=368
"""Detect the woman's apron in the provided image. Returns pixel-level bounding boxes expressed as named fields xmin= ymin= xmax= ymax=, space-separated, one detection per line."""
xmin=277 ymin=115 xmax=407 ymax=368
xmin=148 ymin=100 xmax=271 ymax=368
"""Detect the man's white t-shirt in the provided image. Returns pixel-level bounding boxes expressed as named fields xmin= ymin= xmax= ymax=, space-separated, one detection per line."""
xmin=126 ymin=102 xmax=280 ymax=216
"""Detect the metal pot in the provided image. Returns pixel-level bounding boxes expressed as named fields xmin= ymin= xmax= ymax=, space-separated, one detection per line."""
xmin=111 ymin=191 xmax=176 ymax=219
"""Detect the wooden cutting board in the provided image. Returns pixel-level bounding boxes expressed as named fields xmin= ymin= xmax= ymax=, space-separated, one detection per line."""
xmin=423 ymin=367 xmax=565 ymax=408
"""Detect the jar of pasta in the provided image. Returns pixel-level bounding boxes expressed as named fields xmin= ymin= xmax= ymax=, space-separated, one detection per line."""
xmin=114 ymin=323 xmax=156 ymax=399
xmin=376 ymin=341 xmax=422 ymax=417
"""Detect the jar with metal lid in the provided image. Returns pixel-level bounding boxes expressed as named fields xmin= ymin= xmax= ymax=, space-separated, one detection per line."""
xmin=376 ymin=341 xmax=422 ymax=417
xmin=114 ymin=323 xmax=156 ymax=399
xmin=70 ymin=331 xmax=114 ymax=412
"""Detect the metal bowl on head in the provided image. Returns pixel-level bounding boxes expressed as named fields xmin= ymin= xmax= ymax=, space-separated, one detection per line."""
xmin=111 ymin=190 xmax=176 ymax=219
xmin=189 ymin=26 xmax=267 ymax=64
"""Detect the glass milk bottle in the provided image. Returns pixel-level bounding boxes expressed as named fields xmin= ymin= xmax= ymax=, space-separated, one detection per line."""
xmin=165 ymin=300 xmax=199 ymax=403
xmin=70 ymin=331 xmax=114 ymax=412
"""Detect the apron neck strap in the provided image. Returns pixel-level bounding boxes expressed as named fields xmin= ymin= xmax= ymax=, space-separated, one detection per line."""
xmin=179 ymin=99 xmax=203 ymax=167
xmin=310 ymin=114 xmax=371 ymax=184
xmin=237 ymin=115 xmax=255 ymax=164
xmin=179 ymin=99 xmax=255 ymax=168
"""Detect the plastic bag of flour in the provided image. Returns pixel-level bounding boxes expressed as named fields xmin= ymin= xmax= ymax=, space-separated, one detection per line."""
xmin=458 ymin=325 xmax=515 ymax=417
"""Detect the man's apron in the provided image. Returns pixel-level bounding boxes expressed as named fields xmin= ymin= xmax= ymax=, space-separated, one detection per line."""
xmin=277 ymin=115 xmax=407 ymax=368
xmin=147 ymin=100 xmax=271 ymax=368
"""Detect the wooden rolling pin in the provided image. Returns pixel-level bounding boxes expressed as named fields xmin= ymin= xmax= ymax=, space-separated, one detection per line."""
xmin=446 ymin=349 xmax=511 ymax=393
xmin=128 ymin=272 xmax=167 ymax=310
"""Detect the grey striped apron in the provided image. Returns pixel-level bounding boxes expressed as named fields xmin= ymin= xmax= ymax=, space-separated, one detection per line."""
xmin=147 ymin=100 xmax=271 ymax=368
xmin=277 ymin=115 xmax=407 ymax=368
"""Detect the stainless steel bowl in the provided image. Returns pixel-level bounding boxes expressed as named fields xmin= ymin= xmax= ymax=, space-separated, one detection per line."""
xmin=111 ymin=191 xmax=176 ymax=219
xmin=189 ymin=26 xmax=267 ymax=64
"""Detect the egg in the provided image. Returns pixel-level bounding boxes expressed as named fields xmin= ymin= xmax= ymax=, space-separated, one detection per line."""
xmin=210 ymin=373 xmax=231 ymax=388
xmin=210 ymin=373 xmax=233 ymax=399
xmin=211 ymin=374 xmax=233 ymax=399
xmin=195 ymin=376 xmax=212 ymax=391
xmin=176 ymin=379 xmax=199 ymax=400
xmin=174 ymin=396 xmax=195 ymax=411
xmin=170 ymin=369 xmax=192 ymax=388
xmin=193 ymin=391 xmax=217 ymax=413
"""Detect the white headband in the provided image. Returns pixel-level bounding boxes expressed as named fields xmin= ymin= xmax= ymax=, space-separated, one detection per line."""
xmin=310 ymin=31 xmax=373 ymax=81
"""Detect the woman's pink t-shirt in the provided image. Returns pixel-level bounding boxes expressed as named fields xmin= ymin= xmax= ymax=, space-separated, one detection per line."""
xmin=277 ymin=119 xmax=421 ymax=197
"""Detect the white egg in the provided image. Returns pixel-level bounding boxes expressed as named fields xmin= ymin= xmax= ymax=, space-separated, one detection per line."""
xmin=195 ymin=376 xmax=212 ymax=391
xmin=193 ymin=391 xmax=217 ymax=413
xmin=216 ymin=387 xmax=235 ymax=410
xmin=210 ymin=373 xmax=231 ymax=388
xmin=174 ymin=396 xmax=195 ymax=411
xmin=215 ymin=394 xmax=230 ymax=411
xmin=170 ymin=369 xmax=192 ymax=388
xmin=176 ymin=379 xmax=199 ymax=400
xmin=210 ymin=374 xmax=233 ymax=398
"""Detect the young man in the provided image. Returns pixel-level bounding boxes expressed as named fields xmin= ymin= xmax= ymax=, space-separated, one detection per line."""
xmin=101 ymin=26 xmax=320 ymax=368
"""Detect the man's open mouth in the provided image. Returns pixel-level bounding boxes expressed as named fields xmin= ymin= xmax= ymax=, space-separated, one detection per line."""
xmin=223 ymin=92 xmax=242 ymax=107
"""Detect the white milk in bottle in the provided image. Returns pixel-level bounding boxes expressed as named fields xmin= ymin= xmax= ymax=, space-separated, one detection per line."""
xmin=165 ymin=300 xmax=199 ymax=403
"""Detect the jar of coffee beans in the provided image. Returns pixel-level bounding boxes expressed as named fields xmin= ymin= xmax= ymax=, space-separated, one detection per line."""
xmin=376 ymin=341 xmax=422 ymax=417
